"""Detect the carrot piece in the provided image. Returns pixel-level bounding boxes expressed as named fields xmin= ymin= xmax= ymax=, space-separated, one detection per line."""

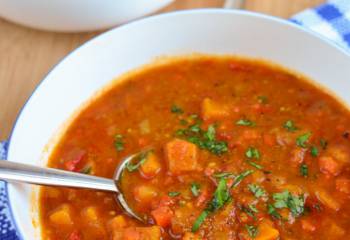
xmin=255 ymin=221 xmax=279 ymax=240
xmin=140 ymin=152 xmax=161 ymax=179
xmin=201 ymin=98 xmax=231 ymax=120
xmin=316 ymin=189 xmax=340 ymax=211
xmin=165 ymin=139 xmax=199 ymax=175
xmin=64 ymin=149 xmax=86 ymax=171
xmin=335 ymin=177 xmax=350 ymax=194
xmin=68 ymin=230 xmax=82 ymax=240
xmin=318 ymin=156 xmax=342 ymax=176
xmin=133 ymin=185 xmax=157 ymax=203
xmin=49 ymin=204 xmax=74 ymax=225
xmin=151 ymin=206 xmax=174 ymax=227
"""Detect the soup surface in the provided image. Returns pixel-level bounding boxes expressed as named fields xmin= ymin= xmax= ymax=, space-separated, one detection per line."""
xmin=40 ymin=56 xmax=350 ymax=240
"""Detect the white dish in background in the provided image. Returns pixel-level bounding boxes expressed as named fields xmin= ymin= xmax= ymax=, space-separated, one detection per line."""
xmin=5 ymin=9 xmax=350 ymax=239
xmin=0 ymin=0 xmax=173 ymax=32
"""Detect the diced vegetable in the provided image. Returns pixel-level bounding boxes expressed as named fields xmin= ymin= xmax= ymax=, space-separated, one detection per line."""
xmin=82 ymin=206 xmax=99 ymax=222
xmin=255 ymin=221 xmax=279 ymax=240
xmin=139 ymin=152 xmax=161 ymax=178
xmin=165 ymin=139 xmax=199 ymax=175
xmin=123 ymin=226 xmax=161 ymax=240
xmin=49 ymin=204 xmax=74 ymax=225
xmin=290 ymin=148 xmax=306 ymax=165
xmin=182 ymin=232 xmax=201 ymax=240
xmin=109 ymin=215 xmax=127 ymax=230
xmin=68 ymin=230 xmax=82 ymax=240
xmin=151 ymin=206 xmax=174 ymax=227
xmin=133 ymin=185 xmax=158 ymax=203
xmin=316 ymin=189 xmax=340 ymax=211
xmin=335 ymin=177 xmax=350 ymax=194
xmin=318 ymin=156 xmax=342 ymax=176
xmin=201 ymin=98 xmax=231 ymax=120
xmin=64 ymin=149 xmax=86 ymax=172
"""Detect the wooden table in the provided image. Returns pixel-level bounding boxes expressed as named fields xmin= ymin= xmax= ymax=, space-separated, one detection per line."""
xmin=0 ymin=0 xmax=324 ymax=140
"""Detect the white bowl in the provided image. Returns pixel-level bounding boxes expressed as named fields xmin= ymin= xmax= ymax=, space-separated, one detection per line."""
xmin=6 ymin=9 xmax=350 ymax=239
xmin=0 ymin=0 xmax=173 ymax=32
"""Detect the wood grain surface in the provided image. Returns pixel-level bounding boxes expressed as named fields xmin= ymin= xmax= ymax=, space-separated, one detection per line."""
xmin=0 ymin=0 xmax=324 ymax=140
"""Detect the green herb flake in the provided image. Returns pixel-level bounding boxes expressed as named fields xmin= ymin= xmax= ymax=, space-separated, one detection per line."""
xmin=272 ymin=190 xmax=305 ymax=217
xmin=245 ymin=225 xmax=259 ymax=238
xmin=190 ymin=182 xmax=200 ymax=197
xmin=125 ymin=151 xmax=149 ymax=172
xmin=300 ymin=164 xmax=308 ymax=177
xmin=242 ymin=205 xmax=258 ymax=220
xmin=267 ymin=204 xmax=281 ymax=220
xmin=80 ymin=165 xmax=92 ymax=174
xmin=236 ymin=119 xmax=256 ymax=127
xmin=296 ymin=132 xmax=312 ymax=148
xmin=114 ymin=134 xmax=124 ymax=151
xmin=168 ymin=191 xmax=181 ymax=197
xmin=192 ymin=178 xmax=231 ymax=232
xmin=257 ymin=96 xmax=268 ymax=104
xmin=320 ymin=139 xmax=328 ymax=150
xmin=232 ymin=170 xmax=254 ymax=188
xmin=247 ymin=161 xmax=263 ymax=170
xmin=245 ymin=147 xmax=260 ymax=160
xmin=213 ymin=172 xmax=235 ymax=178
xmin=248 ymin=184 xmax=266 ymax=199
xmin=179 ymin=119 xmax=188 ymax=126
xmin=283 ymin=120 xmax=298 ymax=132
xmin=171 ymin=105 xmax=184 ymax=114
xmin=310 ymin=146 xmax=319 ymax=157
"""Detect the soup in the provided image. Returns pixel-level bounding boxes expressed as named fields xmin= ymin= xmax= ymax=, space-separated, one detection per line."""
xmin=39 ymin=56 xmax=350 ymax=240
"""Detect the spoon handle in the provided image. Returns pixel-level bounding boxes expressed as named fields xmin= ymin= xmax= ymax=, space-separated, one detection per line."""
xmin=0 ymin=160 xmax=118 ymax=192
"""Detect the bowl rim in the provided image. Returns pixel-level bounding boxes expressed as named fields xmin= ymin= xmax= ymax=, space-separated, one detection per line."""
xmin=5 ymin=8 xmax=350 ymax=240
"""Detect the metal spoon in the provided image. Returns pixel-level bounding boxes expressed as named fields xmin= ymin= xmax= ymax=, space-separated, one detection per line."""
xmin=0 ymin=152 xmax=142 ymax=221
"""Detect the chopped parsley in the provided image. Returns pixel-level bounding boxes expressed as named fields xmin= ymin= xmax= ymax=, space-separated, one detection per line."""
xmin=171 ymin=105 xmax=184 ymax=114
xmin=125 ymin=150 xmax=149 ymax=172
xmin=213 ymin=172 xmax=235 ymax=178
xmin=248 ymin=184 xmax=266 ymax=199
xmin=272 ymin=190 xmax=305 ymax=217
xmin=257 ymin=95 xmax=268 ymax=104
xmin=300 ymin=164 xmax=308 ymax=177
xmin=310 ymin=146 xmax=319 ymax=157
xmin=267 ymin=204 xmax=281 ymax=220
xmin=192 ymin=178 xmax=231 ymax=232
xmin=190 ymin=182 xmax=200 ymax=197
xmin=283 ymin=120 xmax=298 ymax=132
xmin=320 ymin=139 xmax=328 ymax=150
xmin=168 ymin=191 xmax=181 ymax=197
xmin=242 ymin=204 xmax=258 ymax=220
xmin=179 ymin=119 xmax=188 ymax=125
xmin=177 ymin=123 xmax=228 ymax=155
xmin=236 ymin=119 xmax=256 ymax=127
xmin=296 ymin=132 xmax=312 ymax=148
xmin=80 ymin=165 xmax=92 ymax=174
xmin=114 ymin=134 xmax=124 ymax=151
xmin=232 ymin=170 xmax=254 ymax=188
xmin=245 ymin=224 xmax=259 ymax=238
xmin=245 ymin=147 xmax=260 ymax=160
xmin=247 ymin=161 xmax=263 ymax=170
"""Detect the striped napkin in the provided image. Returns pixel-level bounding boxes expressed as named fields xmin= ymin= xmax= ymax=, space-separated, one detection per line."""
xmin=0 ymin=0 xmax=349 ymax=239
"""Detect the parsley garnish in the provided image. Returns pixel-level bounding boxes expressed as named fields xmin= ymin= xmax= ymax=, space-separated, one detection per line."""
xmin=236 ymin=119 xmax=256 ymax=127
xmin=179 ymin=119 xmax=188 ymax=125
xmin=80 ymin=165 xmax=92 ymax=174
xmin=296 ymin=132 xmax=312 ymax=148
xmin=245 ymin=225 xmax=259 ymax=238
xmin=247 ymin=161 xmax=263 ymax=170
xmin=242 ymin=204 xmax=258 ymax=220
xmin=178 ymin=123 xmax=228 ymax=155
xmin=213 ymin=172 xmax=235 ymax=178
xmin=245 ymin=147 xmax=260 ymax=160
xmin=114 ymin=134 xmax=124 ymax=151
xmin=190 ymin=182 xmax=200 ymax=197
xmin=125 ymin=150 xmax=149 ymax=172
xmin=267 ymin=204 xmax=281 ymax=220
xmin=310 ymin=146 xmax=318 ymax=157
xmin=320 ymin=139 xmax=328 ymax=150
xmin=232 ymin=170 xmax=254 ymax=188
xmin=171 ymin=105 xmax=184 ymax=114
xmin=300 ymin=164 xmax=308 ymax=177
xmin=192 ymin=178 xmax=231 ymax=232
xmin=248 ymin=184 xmax=266 ymax=198
xmin=283 ymin=120 xmax=298 ymax=132
xmin=168 ymin=191 xmax=181 ymax=197
xmin=272 ymin=190 xmax=305 ymax=217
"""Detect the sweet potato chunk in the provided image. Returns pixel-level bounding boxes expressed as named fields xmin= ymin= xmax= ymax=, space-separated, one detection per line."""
xmin=123 ymin=226 xmax=161 ymax=240
xmin=82 ymin=206 xmax=99 ymax=222
xmin=110 ymin=215 xmax=128 ymax=230
xmin=140 ymin=152 xmax=161 ymax=179
xmin=201 ymin=98 xmax=231 ymax=120
xmin=165 ymin=139 xmax=199 ymax=175
xmin=151 ymin=206 xmax=174 ymax=227
xmin=182 ymin=232 xmax=201 ymax=240
xmin=133 ymin=185 xmax=158 ymax=203
xmin=255 ymin=221 xmax=279 ymax=240
xmin=316 ymin=189 xmax=340 ymax=211
xmin=49 ymin=204 xmax=74 ymax=225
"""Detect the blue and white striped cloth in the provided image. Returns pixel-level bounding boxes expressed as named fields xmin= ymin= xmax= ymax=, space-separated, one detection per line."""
xmin=0 ymin=0 xmax=349 ymax=239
